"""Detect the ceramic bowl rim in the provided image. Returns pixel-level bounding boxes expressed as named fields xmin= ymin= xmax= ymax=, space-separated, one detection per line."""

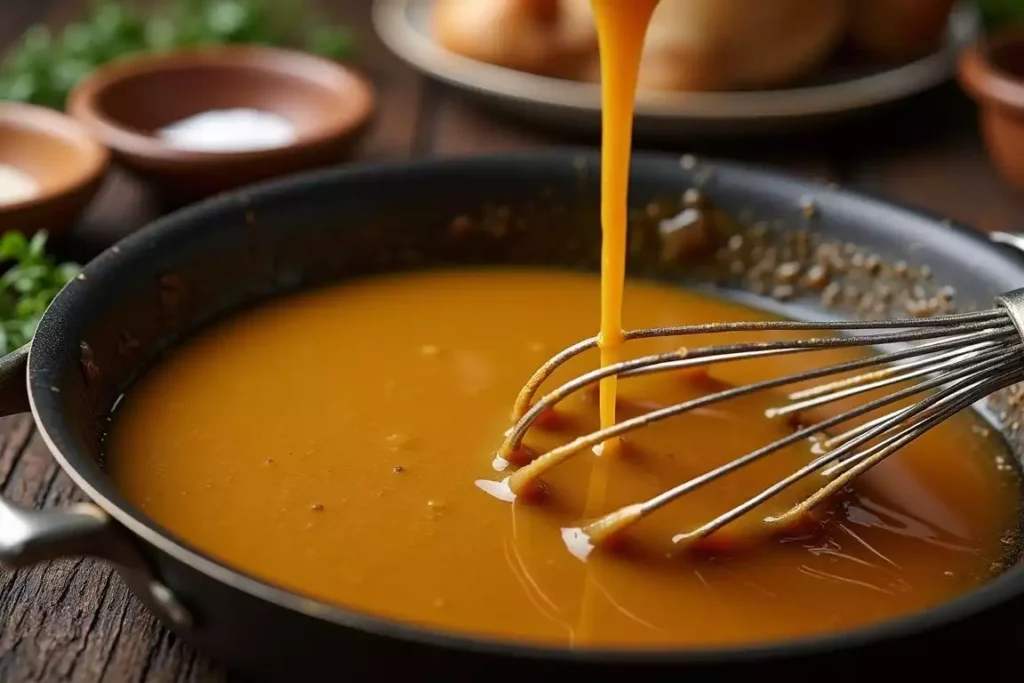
xmin=65 ymin=44 xmax=376 ymax=167
xmin=0 ymin=102 xmax=110 ymax=214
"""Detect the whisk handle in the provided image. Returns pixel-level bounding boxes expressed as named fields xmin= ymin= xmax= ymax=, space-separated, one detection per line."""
xmin=995 ymin=288 xmax=1024 ymax=342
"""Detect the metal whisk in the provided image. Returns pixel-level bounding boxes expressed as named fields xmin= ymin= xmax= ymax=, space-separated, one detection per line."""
xmin=494 ymin=289 xmax=1024 ymax=549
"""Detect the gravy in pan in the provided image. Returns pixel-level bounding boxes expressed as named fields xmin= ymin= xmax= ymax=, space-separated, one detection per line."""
xmin=106 ymin=0 xmax=1021 ymax=651
xmin=107 ymin=269 xmax=1020 ymax=647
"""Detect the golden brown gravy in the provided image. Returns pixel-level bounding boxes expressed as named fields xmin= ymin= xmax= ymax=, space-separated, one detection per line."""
xmin=108 ymin=269 xmax=1021 ymax=648
xmin=591 ymin=0 xmax=658 ymax=442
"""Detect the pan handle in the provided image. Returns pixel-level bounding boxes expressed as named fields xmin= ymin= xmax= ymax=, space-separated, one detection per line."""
xmin=0 ymin=345 xmax=30 ymax=416
xmin=0 ymin=498 xmax=111 ymax=566
xmin=0 ymin=495 xmax=193 ymax=628
xmin=0 ymin=344 xmax=193 ymax=629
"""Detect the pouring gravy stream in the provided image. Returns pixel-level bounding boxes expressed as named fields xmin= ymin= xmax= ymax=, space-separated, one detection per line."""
xmin=106 ymin=0 xmax=1022 ymax=651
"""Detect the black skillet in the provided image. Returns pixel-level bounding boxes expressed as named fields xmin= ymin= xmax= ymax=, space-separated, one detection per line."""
xmin=0 ymin=150 xmax=1022 ymax=680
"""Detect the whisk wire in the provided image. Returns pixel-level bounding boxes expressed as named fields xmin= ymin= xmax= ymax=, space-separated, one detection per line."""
xmin=492 ymin=299 xmax=1024 ymax=552
xmin=504 ymin=322 xmax=1015 ymax=453
xmin=509 ymin=310 xmax=1009 ymax=419
xmin=785 ymin=333 xmax=1000 ymax=401
xmin=501 ymin=324 xmax=1017 ymax=493
xmin=765 ymin=340 xmax=1015 ymax=418
xmin=624 ymin=346 xmax=1022 ymax=545
xmin=769 ymin=364 xmax=1024 ymax=526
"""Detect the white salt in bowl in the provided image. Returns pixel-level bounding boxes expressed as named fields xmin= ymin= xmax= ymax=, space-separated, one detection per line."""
xmin=157 ymin=108 xmax=299 ymax=154
xmin=0 ymin=102 xmax=109 ymax=236
xmin=66 ymin=45 xmax=376 ymax=201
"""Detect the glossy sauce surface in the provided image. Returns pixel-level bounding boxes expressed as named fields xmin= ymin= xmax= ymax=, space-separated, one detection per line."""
xmin=108 ymin=269 xmax=1020 ymax=648
xmin=107 ymin=0 xmax=1020 ymax=649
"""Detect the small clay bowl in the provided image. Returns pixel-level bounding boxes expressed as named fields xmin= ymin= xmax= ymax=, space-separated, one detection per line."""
xmin=0 ymin=103 xmax=109 ymax=236
xmin=959 ymin=26 xmax=1024 ymax=190
xmin=67 ymin=45 xmax=375 ymax=201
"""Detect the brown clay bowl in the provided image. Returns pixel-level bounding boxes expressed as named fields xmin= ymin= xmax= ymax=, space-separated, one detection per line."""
xmin=0 ymin=103 xmax=109 ymax=236
xmin=66 ymin=45 xmax=376 ymax=201
xmin=958 ymin=25 xmax=1024 ymax=191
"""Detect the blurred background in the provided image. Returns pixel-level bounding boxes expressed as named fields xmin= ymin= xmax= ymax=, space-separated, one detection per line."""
xmin=0 ymin=1 xmax=1022 ymax=253
xmin=2 ymin=0 xmax=1024 ymax=679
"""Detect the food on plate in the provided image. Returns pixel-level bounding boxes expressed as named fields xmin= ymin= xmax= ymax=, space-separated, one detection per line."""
xmin=848 ymin=0 xmax=959 ymax=62
xmin=429 ymin=0 xmax=957 ymax=92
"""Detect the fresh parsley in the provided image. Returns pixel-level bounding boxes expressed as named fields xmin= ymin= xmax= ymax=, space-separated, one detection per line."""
xmin=0 ymin=0 xmax=359 ymax=110
xmin=0 ymin=231 xmax=81 ymax=355
xmin=974 ymin=0 xmax=1024 ymax=28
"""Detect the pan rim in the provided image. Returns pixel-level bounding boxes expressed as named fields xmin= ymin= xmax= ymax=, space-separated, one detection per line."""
xmin=27 ymin=149 xmax=1024 ymax=665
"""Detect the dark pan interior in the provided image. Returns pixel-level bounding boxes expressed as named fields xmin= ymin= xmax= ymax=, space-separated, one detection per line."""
xmin=24 ymin=150 xmax=1024 ymax=673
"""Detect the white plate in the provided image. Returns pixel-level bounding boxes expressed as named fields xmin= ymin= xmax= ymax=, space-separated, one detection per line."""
xmin=373 ymin=0 xmax=981 ymax=138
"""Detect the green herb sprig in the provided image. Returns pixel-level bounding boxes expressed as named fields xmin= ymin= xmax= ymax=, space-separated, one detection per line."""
xmin=0 ymin=232 xmax=81 ymax=355
xmin=0 ymin=0 xmax=359 ymax=110
xmin=974 ymin=0 xmax=1024 ymax=28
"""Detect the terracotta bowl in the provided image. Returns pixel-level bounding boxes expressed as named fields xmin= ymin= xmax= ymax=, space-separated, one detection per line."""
xmin=67 ymin=45 xmax=376 ymax=201
xmin=958 ymin=26 xmax=1024 ymax=190
xmin=0 ymin=103 xmax=109 ymax=236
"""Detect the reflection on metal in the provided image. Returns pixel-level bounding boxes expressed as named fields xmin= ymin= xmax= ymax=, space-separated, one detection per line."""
xmin=0 ymin=496 xmax=193 ymax=628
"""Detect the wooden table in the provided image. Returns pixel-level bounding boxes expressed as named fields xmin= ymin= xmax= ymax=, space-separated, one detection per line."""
xmin=2 ymin=2 xmax=1024 ymax=681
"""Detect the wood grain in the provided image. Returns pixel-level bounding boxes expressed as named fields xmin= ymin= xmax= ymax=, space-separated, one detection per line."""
xmin=1 ymin=2 xmax=1021 ymax=681
xmin=0 ymin=414 xmax=226 ymax=683
xmin=0 ymin=1 xmax=423 ymax=680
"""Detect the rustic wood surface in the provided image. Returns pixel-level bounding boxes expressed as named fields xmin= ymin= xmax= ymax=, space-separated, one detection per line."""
xmin=2 ymin=2 xmax=1024 ymax=681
